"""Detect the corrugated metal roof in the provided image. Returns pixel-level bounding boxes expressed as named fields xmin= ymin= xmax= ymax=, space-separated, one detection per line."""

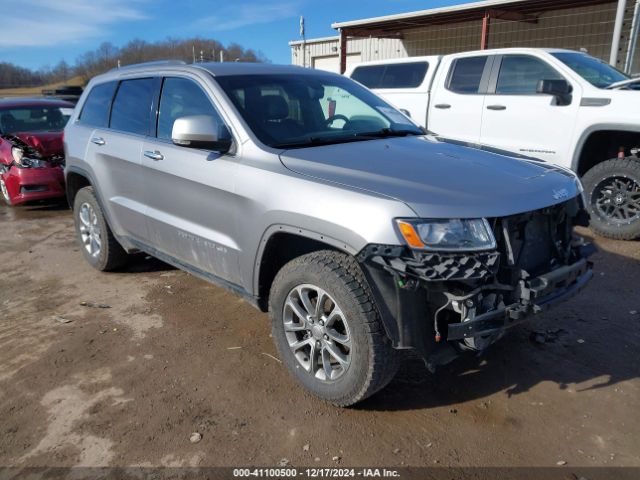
xmin=331 ymin=0 xmax=615 ymax=31
xmin=332 ymin=0 xmax=527 ymax=29
xmin=289 ymin=36 xmax=339 ymax=46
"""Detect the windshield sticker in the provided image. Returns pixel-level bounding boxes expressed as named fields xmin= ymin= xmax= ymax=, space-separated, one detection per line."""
xmin=60 ymin=108 xmax=74 ymax=116
xmin=376 ymin=106 xmax=414 ymax=126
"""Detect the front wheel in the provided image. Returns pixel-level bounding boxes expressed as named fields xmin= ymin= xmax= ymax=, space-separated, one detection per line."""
xmin=582 ymin=157 xmax=640 ymax=240
xmin=269 ymin=250 xmax=398 ymax=407
xmin=0 ymin=176 xmax=12 ymax=206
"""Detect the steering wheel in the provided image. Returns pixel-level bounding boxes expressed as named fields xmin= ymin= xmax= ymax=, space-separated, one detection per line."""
xmin=325 ymin=114 xmax=349 ymax=126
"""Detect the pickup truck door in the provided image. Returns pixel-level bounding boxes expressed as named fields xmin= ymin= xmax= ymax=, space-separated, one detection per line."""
xmin=141 ymin=76 xmax=242 ymax=285
xmin=479 ymin=54 xmax=580 ymax=164
xmin=428 ymin=54 xmax=493 ymax=143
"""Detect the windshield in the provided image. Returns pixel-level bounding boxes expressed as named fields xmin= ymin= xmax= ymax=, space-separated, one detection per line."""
xmin=551 ymin=52 xmax=631 ymax=88
xmin=214 ymin=73 xmax=423 ymax=149
xmin=0 ymin=106 xmax=73 ymax=135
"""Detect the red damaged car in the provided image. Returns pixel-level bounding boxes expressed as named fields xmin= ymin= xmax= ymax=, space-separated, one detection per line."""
xmin=0 ymin=98 xmax=73 ymax=206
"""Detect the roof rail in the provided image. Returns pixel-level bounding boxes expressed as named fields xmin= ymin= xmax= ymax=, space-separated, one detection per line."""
xmin=110 ymin=60 xmax=187 ymax=71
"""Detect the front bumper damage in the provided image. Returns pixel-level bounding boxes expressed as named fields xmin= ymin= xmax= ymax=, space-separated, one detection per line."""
xmin=357 ymin=198 xmax=595 ymax=368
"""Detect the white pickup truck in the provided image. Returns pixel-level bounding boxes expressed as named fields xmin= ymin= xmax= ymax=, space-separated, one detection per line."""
xmin=346 ymin=48 xmax=640 ymax=240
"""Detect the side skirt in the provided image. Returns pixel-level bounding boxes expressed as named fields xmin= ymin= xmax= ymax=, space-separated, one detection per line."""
xmin=123 ymin=236 xmax=261 ymax=310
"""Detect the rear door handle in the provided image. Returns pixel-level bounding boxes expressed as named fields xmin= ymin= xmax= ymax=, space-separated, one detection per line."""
xmin=434 ymin=104 xmax=451 ymax=109
xmin=144 ymin=150 xmax=164 ymax=161
xmin=486 ymin=105 xmax=507 ymax=111
xmin=91 ymin=137 xmax=105 ymax=146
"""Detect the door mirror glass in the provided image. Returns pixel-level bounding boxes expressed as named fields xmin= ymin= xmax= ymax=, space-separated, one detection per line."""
xmin=536 ymin=79 xmax=571 ymax=97
xmin=171 ymin=115 xmax=232 ymax=152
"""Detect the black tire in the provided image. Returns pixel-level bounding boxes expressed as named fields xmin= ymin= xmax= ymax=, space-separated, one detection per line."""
xmin=0 ymin=177 xmax=12 ymax=206
xmin=269 ymin=250 xmax=399 ymax=407
xmin=73 ymin=186 xmax=128 ymax=271
xmin=582 ymin=157 xmax=640 ymax=240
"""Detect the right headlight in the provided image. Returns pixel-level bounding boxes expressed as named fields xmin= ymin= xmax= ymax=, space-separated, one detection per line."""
xmin=396 ymin=218 xmax=496 ymax=252
xmin=11 ymin=147 xmax=25 ymax=166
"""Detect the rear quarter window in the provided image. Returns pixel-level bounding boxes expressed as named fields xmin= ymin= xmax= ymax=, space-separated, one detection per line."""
xmin=352 ymin=62 xmax=429 ymax=89
xmin=78 ymin=81 xmax=117 ymax=127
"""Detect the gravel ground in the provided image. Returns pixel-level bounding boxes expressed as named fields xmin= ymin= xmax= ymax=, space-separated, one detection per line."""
xmin=0 ymin=201 xmax=638 ymax=471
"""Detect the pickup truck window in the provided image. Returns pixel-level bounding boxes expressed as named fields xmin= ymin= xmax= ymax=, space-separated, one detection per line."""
xmin=447 ymin=56 xmax=488 ymax=94
xmin=551 ymin=51 xmax=629 ymax=89
xmin=110 ymin=78 xmax=156 ymax=136
xmin=157 ymin=77 xmax=224 ymax=140
xmin=215 ymin=73 xmax=422 ymax=149
xmin=351 ymin=62 xmax=429 ymax=89
xmin=78 ymin=81 xmax=117 ymax=128
xmin=495 ymin=55 xmax=563 ymax=94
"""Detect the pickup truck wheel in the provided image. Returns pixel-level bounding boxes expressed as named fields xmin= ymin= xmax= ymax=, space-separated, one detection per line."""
xmin=582 ymin=158 xmax=640 ymax=240
xmin=73 ymin=186 xmax=128 ymax=271
xmin=0 ymin=177 xmax=12 ymax=206
xmin=269 ymin=250 xmax=398 ymax=407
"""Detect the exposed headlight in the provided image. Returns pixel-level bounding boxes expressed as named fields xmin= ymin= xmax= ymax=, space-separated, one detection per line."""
xmin=11 ymin=147 xmax=24 ymax=166
xmin=396 ymin=218 xmax=496 ymax=251
xmin=11 ymin=147 xmax=44 ymax=168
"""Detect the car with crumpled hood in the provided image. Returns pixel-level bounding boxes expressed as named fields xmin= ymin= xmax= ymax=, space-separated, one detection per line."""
xmin=0 ymin=98 xmax=73 ymax=206
xmin=63 ymin=61 xmax=594 ymax=406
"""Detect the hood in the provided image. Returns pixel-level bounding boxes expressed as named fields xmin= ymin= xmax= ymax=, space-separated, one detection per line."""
xmin=279 ymin=136 xmax=581 ymax=219
xmin=14 ymin=131 xmax=64 ymax=157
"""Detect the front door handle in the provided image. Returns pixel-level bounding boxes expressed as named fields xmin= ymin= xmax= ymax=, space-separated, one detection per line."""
xmin=486 ymin=105 xmax=507 ymax=111
xmin=434 ymin=104 xmax=451 ymax=109
xmin=144 ymin=150 xmax=164 ymax=161
xmin=91 ymin=137 xmax=105 ymax=146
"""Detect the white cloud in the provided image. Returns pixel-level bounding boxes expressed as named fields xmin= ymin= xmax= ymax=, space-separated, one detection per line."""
xmin=195 ymin=1 xmax=299 ymax=32
xmin=0 ymin=0 xmax=147 ymax=47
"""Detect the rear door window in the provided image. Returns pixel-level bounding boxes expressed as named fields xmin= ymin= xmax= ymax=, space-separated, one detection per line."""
xmin=352 ymin=63 xmax=429 ymax=89
xmin=447 ymin=56 xmax=489 ymax=93
xmin=78 ymin=81 xmax=117 ymax=127
xmin=110 ymin=78 xmax=156 ymax=136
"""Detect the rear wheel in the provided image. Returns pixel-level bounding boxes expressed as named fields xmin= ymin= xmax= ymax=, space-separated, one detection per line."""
xmin=269 ymin=250 xmax=398 ymax=407
xmin=582 ymin=157 xmax=640 ymax=240
xmin=73 ymin=186 xmax=128 ymax=271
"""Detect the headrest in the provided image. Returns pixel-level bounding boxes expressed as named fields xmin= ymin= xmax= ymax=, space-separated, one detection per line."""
xmin=260 ymin=95 xmax=289 ymax=121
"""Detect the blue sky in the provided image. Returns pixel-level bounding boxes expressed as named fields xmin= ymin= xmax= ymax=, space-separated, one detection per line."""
xmin=1 ymin=0 xmax=476 ymax=70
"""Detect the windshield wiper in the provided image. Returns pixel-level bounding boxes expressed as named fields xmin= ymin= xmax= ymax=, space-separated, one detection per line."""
xmin=605 ymin=77 xmax=640 ymax=89
xmin=273 ymin=135 xmax=373 ymax=149
xmin=353 ymin=128 xmax=423 ymax=138
xmin=272 ymin=128 xmax=424 ymax=149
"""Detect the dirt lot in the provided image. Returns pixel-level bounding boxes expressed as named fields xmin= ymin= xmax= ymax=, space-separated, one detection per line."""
xmin=1 ymin=200 xmax=639 ymax=471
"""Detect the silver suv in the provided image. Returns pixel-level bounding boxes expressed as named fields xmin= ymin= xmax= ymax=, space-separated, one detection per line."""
xmin=64 ymin=61 xmax=594 ymax=406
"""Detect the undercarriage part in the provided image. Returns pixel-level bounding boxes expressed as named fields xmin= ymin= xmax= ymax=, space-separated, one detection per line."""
xmin=358 ymin=197 xmax=595 ymax=363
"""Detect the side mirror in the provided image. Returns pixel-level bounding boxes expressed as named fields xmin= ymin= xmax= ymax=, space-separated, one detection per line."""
xmin=536 ymin=79 xmax=572 ymax=105
xmin=171 ymin=115 xmax=232 ymax=153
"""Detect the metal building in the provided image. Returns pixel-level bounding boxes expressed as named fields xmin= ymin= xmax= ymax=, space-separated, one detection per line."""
xmin=290 ymin=0 xmax=640 ymax=74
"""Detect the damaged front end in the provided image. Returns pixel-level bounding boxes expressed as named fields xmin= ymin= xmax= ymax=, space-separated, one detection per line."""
xmin=358 ymin=197 xmax=595 ymax=370
xmin=0 ymin=133 xmax=66 ymax=205
xmin=2 ymin=134 xmax=65 ymax=169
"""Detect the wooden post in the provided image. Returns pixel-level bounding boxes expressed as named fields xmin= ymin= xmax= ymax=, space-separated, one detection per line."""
xmin=481 ymin=11 xmax=491 ymax=50
xmin=339 ymin=29 xmax=347 ymax=74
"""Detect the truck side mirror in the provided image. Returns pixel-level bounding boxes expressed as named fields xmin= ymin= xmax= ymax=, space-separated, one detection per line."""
xmin=536 ymin=79 xmax=572 ymax=105
xmin=172 ymin=115 xmax=232 ymax=153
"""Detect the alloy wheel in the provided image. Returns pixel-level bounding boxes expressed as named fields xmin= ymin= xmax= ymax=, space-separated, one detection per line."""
xmin=593 ymin=175 xmax=640 ymax=224
xmin=0 ymin=178 xmax=9 ymax=203
xmin=283 ymin=284 xmax=352 ymax=382
xmin=78 ymin=202 xmax=102 ymax=257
